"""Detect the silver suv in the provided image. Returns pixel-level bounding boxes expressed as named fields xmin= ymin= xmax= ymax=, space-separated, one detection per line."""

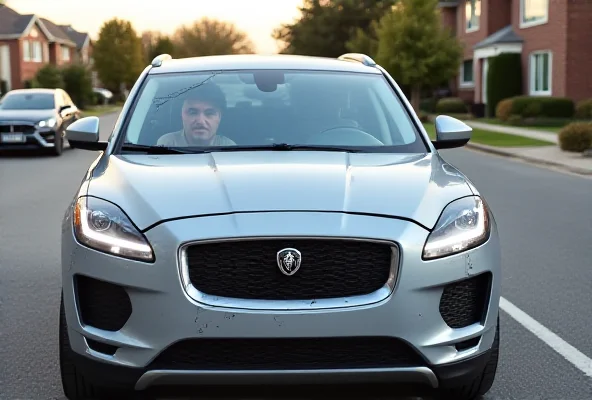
xmin=59 ymin=53 xmax=501 ymax=400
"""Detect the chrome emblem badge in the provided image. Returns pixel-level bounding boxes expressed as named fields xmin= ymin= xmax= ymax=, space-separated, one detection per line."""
xmin=277 ymin=248 xmax=302 ymax=276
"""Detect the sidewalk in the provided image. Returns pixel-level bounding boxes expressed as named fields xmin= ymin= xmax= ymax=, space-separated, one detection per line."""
xmin=463 ymin=120 xmax=558 ymax=144
xmin=455 ymin=120 xmax=591 ymax=175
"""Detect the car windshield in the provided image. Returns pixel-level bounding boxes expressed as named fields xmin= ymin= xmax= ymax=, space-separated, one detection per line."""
xmin=0 ymin=92 xmax=55 ymax=110
xmin=121 ymin=69 xmax=428 ymax=153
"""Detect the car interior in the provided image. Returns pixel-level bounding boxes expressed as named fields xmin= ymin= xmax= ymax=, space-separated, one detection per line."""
xmin=129 ymin=71 xmax=417 ymax=148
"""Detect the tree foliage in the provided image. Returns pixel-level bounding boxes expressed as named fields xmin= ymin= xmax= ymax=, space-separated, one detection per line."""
xmin=33 ymin=64 xmax=64 ymax=89
xmin=374 ymin=0 xmax=463 ymax=110
xmin=61 ymin=64 xmax=94 ymax=109
xmin=171 ymin=18 xmax=254 ymax=58
xmin=273 ymin=0 xmax=396 ymax=57
xmin=142 ymin=30 xmax=176 ymax=63
xmin=93 ymin=18 xmax=144 ymax=94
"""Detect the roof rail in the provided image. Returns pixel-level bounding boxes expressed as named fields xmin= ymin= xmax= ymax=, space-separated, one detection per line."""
xmin=337 ymin=53 xmax=376 ymax=67
xmin=151 ymin=54 xmax=172 ymax=67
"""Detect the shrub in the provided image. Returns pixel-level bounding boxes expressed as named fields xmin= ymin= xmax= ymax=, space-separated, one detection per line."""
xmin=496 ymin=98 xmax=513 ymax=121
xmin=558 ymin=122 xmax=592 ymax=152
xmin=486 ymin=53 xmax=522 ymax=118
xmin=61 ymin=65 xmax=94 ymax=109
xmin=575 ymin=98 xmax=592 ymax=119
xmin=33 ymin=65 xmax=64 ymax=89
xmin=435 ymin=97 xmax=467 ymax=114
xmin=511 ymin=96 xmax=575 ymax=118
xmin=420 ymin=97 xmax=437 ymax=113
xmin=495 ymin=96 xmax=575 ymax=120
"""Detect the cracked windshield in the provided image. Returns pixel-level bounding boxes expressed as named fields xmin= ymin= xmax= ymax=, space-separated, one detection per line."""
xmin=1 ymin=0 xmax=591 ymax=400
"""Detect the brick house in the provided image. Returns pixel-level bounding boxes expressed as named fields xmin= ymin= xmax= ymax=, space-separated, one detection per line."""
xmin=439 ymin=0 xmax=592 ymax=108
xmin=0 ymin=4 xmax=93 ymax=92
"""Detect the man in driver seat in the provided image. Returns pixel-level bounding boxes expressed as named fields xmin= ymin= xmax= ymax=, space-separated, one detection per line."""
xmin=157 ymin=83 xmax=236 ymax=147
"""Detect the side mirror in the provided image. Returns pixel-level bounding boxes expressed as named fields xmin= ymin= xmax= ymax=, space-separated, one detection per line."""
xmin=66 ymin=116 xmax=107 ymax=150
xmin=431 ymin=115 xmax=472 ymax=149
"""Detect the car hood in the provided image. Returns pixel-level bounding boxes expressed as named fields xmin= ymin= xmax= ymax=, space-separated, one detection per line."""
xmin=0 ymin=109 xmax=56 ymax=123
xmin=86 ymin=151 xmax=473 ymax=231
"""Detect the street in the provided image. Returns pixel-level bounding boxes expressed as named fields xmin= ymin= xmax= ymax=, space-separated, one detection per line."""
xmin=0 ymin=112 xmax=591 ymax=400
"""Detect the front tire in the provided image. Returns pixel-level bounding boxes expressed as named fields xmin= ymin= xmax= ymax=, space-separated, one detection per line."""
xmin=434 ymin=315 xmax=500 ymax=400
xmin=59 ymin=293 xmax=143 ymax=399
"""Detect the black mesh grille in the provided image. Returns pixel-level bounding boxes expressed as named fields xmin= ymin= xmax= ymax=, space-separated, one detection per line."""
xmin=439 ymin=273 xmax=491 ymax=329
xmin=0 ymin=124 xmax=36 ymax=134
xmin=185 ymin=239 xmax=394 ymax=300
xmin=75 ymin=275 xmax=132 ymax=331
xmin=149 ymin=337 xmax=425 ymax=370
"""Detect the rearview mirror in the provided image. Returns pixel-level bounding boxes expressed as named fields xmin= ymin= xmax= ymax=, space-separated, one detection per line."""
xmin=431 ymin=115 xmax=472 ymax=149
xmin=66 ymin=116 xmax=107 ymax=150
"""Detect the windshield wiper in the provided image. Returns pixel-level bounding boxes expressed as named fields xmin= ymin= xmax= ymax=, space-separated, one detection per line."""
xmin=202 ymin=143 xmax=361 ymax=152
xmin=120 ymin=144 xmax=202 ymax=154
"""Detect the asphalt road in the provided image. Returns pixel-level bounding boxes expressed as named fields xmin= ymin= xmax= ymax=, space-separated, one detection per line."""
xmin=0 ymin=112 xmax=591 ymax=400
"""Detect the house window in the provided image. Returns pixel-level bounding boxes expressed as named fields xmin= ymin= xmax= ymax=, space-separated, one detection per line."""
xmin=62 ymin=46 xmax=70 ymax=62
xmin=465 ymin=0 xmax=481 ymax=32
xmin=530 ymin=51 xmax=552 ymax=95
xmin=33 ymin=42 xmax=42 ymax=62
xmin=23 ymin=40 xmax=31 ymax=61
xmin=521 ymin=0 xmax=548 ymax=27
xmin=460 ymin=59 xmax=474 ymax=87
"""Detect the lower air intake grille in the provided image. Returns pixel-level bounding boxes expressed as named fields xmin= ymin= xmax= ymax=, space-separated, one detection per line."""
xmin=439 ymin=272 xmax=492 ymax=329
xmin=149 ymin=337 xmax=425 ymax=370
xmin=75 ymin=275 xmax=132 ymax=331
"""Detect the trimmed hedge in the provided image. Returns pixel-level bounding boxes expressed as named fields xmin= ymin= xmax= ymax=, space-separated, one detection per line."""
xmin=495 ymin=96 xmax=575 ymax=121
xmin=558 ymin=122 xmax=592 ymax=152
xmin=486 ymin=53 xmax=522 ymax=118
xmin=575 ymin=98 xmax=592 ymax=119
xmin=435 ymin=97 xmax=468 ymax=114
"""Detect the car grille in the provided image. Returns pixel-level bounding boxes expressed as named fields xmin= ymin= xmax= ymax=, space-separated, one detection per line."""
xmin=0 ymin=124 xmax=36 ymax=134
xmin=439 ymin=272 xmax=492 ymax=329
xmin=184 ymin=239 xmax=395 ymax=300
xmin=74 ymin=275 xmax=133 ymax=331
xmin=148 ymin=337 xmax=425 ymax=370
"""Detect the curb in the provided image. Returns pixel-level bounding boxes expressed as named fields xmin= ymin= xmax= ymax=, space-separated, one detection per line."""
xmin=464 ymin=142 xmax=592 ymax=176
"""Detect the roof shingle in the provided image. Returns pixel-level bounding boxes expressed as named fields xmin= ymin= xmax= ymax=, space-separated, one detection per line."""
xmin=0 ymin=5 xmax=34 ymax=36
xmin=474 ymin=25 xmax=524 ymax=49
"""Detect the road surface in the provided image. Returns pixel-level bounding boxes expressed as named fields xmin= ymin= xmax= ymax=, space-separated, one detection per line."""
xmin=0 ymin=112 xmax=590 ymax=399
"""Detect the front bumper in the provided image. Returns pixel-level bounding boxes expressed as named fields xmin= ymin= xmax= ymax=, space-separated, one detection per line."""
xmin=0 ymin=121 xmax=59 ymax=150
xmin=61 ymin=211 xmax=501 ymax=391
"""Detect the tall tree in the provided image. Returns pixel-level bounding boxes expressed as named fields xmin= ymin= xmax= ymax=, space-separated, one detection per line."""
xmin=93 ymin=18 xmax=144 ymax=94
xmin=375 ymin=0 xmax=462 ymax=111
xmin=142 ymin=31 xmax=176 ymax=63
xmin=172 ymin=18 xmax=254 ymax=57
xmin=273 ymin=0 xmax=396 ymax=57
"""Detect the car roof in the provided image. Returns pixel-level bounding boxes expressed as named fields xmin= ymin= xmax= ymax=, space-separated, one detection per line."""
xmin=148 ymin=54 xmax=382 ymax=75
xmin=5 ymin=88 xmax=57 ymax=95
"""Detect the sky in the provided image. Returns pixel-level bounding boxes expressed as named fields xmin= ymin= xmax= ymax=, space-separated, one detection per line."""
xmin=6 ymin=0 xmax=303 ymax=54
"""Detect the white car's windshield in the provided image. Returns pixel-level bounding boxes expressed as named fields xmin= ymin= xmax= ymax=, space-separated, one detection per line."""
xmin=0 ymin=93 xmax=55 ymax=110
xmin=121 ymin=69 xmax=428 ymax=153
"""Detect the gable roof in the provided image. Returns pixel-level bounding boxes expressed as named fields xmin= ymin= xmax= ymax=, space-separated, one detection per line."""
xmin=59 ymin=25 xmax=90 ymax=49
xmin=39 ymin=17 xmax=76 ymax=46
xmin=0 ymin=5 xmax=35 ymax=37
xmin=474 ymin=25 xmax=524 ymax=49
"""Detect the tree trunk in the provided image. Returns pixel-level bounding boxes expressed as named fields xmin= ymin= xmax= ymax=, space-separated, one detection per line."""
xmin=411 ymin=85 xmax=421 ymax=114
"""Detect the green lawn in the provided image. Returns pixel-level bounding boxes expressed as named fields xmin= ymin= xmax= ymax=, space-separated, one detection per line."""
xmin=422 ymin=123 xmax=554 ymax=147
xmin=476 ymin=118 xmax=588 ymax=134
xmin=80 ymin=104 xmax=122 ymax=117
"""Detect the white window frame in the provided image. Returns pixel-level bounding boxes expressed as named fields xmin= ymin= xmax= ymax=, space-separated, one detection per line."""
xmin=529 ymin=51 xmax=552 ymax=96
xmin=460 ymin=59 xmax=475 ymax=88
xmin=62 ymin=46 xmax=70 ymax=62
xmin=520 ymin=0 xmax=549 ymax=29
xmin=22 ymin=40 xmax=31 ymax=61
xmin=465 ymin=0 xmax=480 ymax=33
xmin=33 ymin=42 xmax=42 ymax=62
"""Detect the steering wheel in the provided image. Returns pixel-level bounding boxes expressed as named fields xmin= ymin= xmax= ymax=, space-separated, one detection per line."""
xmin=306 ymin=127 xmax=384 ymax=146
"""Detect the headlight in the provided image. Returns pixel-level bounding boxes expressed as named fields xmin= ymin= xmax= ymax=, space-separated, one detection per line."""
xmin=37 ymin=118 xmax=56 ymax=128
xmin=73 ymin=196 xmax=154 ymax=262
xmin=422 ymin=196 xmax=490 ymax=260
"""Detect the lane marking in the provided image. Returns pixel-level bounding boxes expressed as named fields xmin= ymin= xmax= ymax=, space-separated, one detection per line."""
xmin=500 ymin=296 xmax=592 ymax=378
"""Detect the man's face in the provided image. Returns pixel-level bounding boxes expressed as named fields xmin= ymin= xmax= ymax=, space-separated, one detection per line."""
xmin=181 ymin=99 xmax=221 ymax=144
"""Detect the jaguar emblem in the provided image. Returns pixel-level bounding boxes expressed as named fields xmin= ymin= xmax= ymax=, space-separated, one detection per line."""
xmin=276 ymin=248 xmax=302 ymax=276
